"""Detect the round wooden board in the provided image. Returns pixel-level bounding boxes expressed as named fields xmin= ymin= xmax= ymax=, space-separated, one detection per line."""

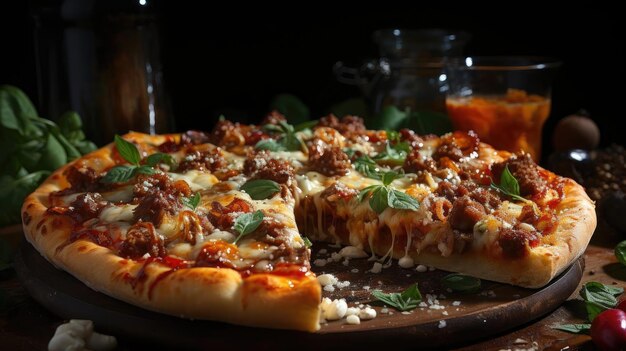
xmin=16 ymin=241 xmax=583 ymax=349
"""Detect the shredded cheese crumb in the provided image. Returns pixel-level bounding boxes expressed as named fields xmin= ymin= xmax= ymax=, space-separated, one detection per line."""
xmin=346 ymin=315 xmax=361 ymax=325
xmin=438 ymin=320 xmax=447 ymax=329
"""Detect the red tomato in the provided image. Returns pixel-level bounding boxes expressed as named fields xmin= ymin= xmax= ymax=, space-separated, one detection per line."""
xmin=591 ymin=309 xmax=626 ymax=351
xmin=617 ymin=300 xmax=626 ymax=313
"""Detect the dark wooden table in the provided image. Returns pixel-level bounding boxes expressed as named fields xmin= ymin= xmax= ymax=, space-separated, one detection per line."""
xmin=1 ymin=214 xmax=624 ymax=350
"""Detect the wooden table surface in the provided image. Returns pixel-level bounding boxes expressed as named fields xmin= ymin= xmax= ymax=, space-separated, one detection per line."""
xmin=1 ymin=214 xmax=624 ymax=350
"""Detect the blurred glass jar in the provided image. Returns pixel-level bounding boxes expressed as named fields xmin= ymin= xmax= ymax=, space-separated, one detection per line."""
xmin=31 ymin=0 xmax=172 ymax=146
xmin=334 ymin=29 xmax=470 ymax=119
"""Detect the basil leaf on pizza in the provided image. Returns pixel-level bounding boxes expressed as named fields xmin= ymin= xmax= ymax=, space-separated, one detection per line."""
xmin=182 ymin=192 xmax=201 ymax=211
xmin=114 ymin=135 xmax=141 ymax=166
xmin=233 ymin=210 xmax=264 ymax=244
xmin=240 ymin=179 xmax=281 ymax=200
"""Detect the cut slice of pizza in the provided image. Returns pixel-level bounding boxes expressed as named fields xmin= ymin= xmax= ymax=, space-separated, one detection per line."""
xmin=23 ymin=132 xmax=321 ymax=331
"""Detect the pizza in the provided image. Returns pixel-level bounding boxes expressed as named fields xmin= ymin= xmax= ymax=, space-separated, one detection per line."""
xmin=21 ymin=113 xmax=596 ymax=332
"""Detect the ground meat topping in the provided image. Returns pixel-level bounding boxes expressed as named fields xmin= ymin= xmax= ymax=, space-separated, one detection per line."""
xmin=498 ymin=227 xmax=539 ymax=259
xmin=319 ymin=182 xmax=358 ymax=203
xmin=261 ymin=110 xmax=287 ymax=125
xmin=404 ymin=148 xmax=437 ymax=173
xmin=177 ymin=147 xmax=227 ymax=173
xmin=133 ymin=173 xmax=190 ymax=225
xmin=56 ymin=166 xmax=101 ymax=195
xmin=434 ymin=131 xmax=480 ymax=162
xmin=448 ymin=195 xmax=486 ymax=232
xmin=67 ymin=193 xmax=107 ymax=223
xmin=181 ymin=130 xmax=211 ymax=145
xmin=243 ymin=151 xmax=295 ymax=185
xmin=207 ymin=198 xmax=253 ymax=230
xmin=492 ymin=154 xmax=547 ymax=197
xmin=118 ymin=221 xmax=166 ymax=259
xmin=307 ymin=138 xmax=351 ymax=176
xmin=315 ymin=114 xmax=366 ymax=136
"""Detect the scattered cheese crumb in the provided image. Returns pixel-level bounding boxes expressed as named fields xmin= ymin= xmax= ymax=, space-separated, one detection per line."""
xmin=345 ymin=307 xmax=360 ymax=316
xmin=342 ymin=258 xmax=350 ymax=266
xmin=346 ymin=314 xmax=361 ymax=325
xmin=336 ymin=281 xmax=351 ymax=289
xmin=438 ymin=320 xmax=447 ymax=329
xmin=339 ymin=246 xmax=368 ymax=258
xmin=48 ymin=320 xmax=117 ymax=351
xmin=369 ymin=262 xmax=383 ymax=274
xmin=377 ymin=281 xmax=383 ymax=285
xmin=350 ymin=268 xmax=359 ymax=273
xmin=398 ymin=256 xmax=414 ymax=268
xmin=513 ymin=338 xmax=528 ymax=345
xmin=452 ymin=301 xmax=461 ymax=306
xmin=363 ymin=285 xmax=370 ymax=291
xmin=428 ymin=266 xmax=435 ymax=271
xmin=418 ymin=302 xmax=428 ymax=308
xmin=401 ymin=311 xmax=412 ymax=315
xmin=317 ymin=274 xmax=338 ymax=287
xmin=313 ymin=259 xmax=327 ymax=267
xmin=320 ymin=298 xmax=347 ymax=320
xmin=380 ymin=308 xmax=389 ymax=314
xmin=359 ymin=307 xmax=377 ymax=320
xmin=318 ymin=249 xmax=328 ymax=254
xmin=323 ymin=285 xmax=336 ymax=292
xmin=330 ymin=252 xmax=342 ymax=262
xmin=442 ymin=311 xmax=448 ymax=316
xmin=416 ymin=265 xmax=428 ymax=273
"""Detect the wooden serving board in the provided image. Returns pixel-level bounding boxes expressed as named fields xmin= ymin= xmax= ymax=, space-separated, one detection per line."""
xmin=15 ymin=241 xmax=583 ymax=349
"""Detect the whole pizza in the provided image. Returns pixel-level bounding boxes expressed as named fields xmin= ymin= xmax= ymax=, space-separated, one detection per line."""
xmin=21 ymin=113 xmax=596 ymax=331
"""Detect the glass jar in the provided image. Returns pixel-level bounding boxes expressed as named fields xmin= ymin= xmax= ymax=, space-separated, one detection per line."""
xmin=335 ymin=29 xmax=470 ymax=129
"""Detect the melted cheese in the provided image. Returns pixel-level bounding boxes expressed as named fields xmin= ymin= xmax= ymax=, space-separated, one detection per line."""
xmin=99 ymin=204 xmax=137 ymax=222
xmin=168 ymin=170 xmax=219 ymax=191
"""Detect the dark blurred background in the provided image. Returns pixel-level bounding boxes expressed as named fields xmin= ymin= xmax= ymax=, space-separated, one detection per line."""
xmin=2 ymin=2 xmax=625 ymax=161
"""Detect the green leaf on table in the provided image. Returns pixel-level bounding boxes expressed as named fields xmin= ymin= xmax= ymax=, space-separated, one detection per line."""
xmin=114 ymin=135 xmax=141 ymax=165
xmin=580 ymin=281 xmax=623 ymax=321
xmin=240 ymin=179 xmax=281 ymax=200
xmin=615 ymin=240 xmax=626 ymax=266
xmin=441 ymin=273 xmax=481 ymax=293
xmin=552 ymin=324 xmax=591 ymax=334
xmin=233 ymin=210 xmax=264 ymax=244
xmin=372 ymin=284 xmax=422 ymax=311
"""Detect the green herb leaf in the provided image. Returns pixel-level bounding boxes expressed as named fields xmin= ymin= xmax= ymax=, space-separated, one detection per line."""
xmin=372 ymin=284 xmax=422 ymax=311
xmin=182 ymin=192 xmax=201 ymax=211
xmin=146 ymin=153 xmax=175 ymax=167
xmin=580 ymin=281 xmax=624 ymax=321
xmin=441 ymin=273 xmax=481 ymax=293
xmin=373 ymin=141 xmax=409 ymax=165
xmin=357 ymin=184 xmax=381 ymax=202
xmin=101 ymin=165 xmax=137 ymax=183
xmin=114 ymin=135 xmax=141 ymax=165
xmin=135 ymin=165 xmax=156 ymax=176
xmin=233 ymin=210 xmax=264 ymax=244
xmin=552 ymin=324 xmax=591 ymax=334
xmin=615 ymin=240 xmax=626 ymax=266
xmin=270 ymin=94 xmax=310 ymax=124
xmin=255 ymin=139 xmax=287 ymax=152
xmin=294 ymin=120 xmax=318 ymax=132
xmin=387 ymin=190 xmax=420 ymax=211
xmin=369 ymin=187 xmax=389 ymax=214
xmin=353 ymin=156 xmax=381 ymax=180
xmin=302 ymin=236 xmax=312 ymax=248
xmin=381 ymin=171 xmax=400 ymax=186
xmin=490 ymin=165 xmax=528 ymax=203
xmin=386 ymin=130 xmax=400 ymax=143
xmin=240 ymin=179 xmax=281 ymax=200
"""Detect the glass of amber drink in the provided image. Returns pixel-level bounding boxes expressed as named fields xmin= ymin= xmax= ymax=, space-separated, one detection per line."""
xmin=445 ymin=57 xmax=560 ymax=162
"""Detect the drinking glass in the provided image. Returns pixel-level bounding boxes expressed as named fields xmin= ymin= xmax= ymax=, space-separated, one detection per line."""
xmin=445 ymin=57 xmax=561 ymax=161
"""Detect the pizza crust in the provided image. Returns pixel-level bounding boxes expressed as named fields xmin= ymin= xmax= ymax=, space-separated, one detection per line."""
xmin=22 ymin=133 xmax=321 ymax=332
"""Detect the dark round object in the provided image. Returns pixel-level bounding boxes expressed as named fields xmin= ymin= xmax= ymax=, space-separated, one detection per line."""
xmin=617 ymin=300 xmax=626 ymax=313
xmin=590 ymin=309 xmax=626 ymax=351
xmin=553 ymin=115 xmax=600 ymax=151
xmin=603 ymin=191 xmax=626 ymax=233
xmin=546 ymin=149 xmax=593 ymax=183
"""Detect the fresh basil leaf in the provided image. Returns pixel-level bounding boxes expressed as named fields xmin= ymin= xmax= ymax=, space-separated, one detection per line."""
xmin=302 ymin=236 xmax=312 ymax=248
xmin=294 ymin=120 xmax=318 ymax=132
xmin=343 ymin=148 xmax=356 ymax=158
xmin=270 ymin=94 xmax=310 ymax=124
xmin=580 ymin=281 xmax=623 ymax=321
xmin=255 ymin=139 xmax=286 ymax=152
xmin=282 ymin=132 xmax=304 ymax=152
xmin=552 ymin=323 xmax=591 ymax=334
xmin=240 ymin=179 xmax=281 ymax=200
xmin=386 ymin=130 xmax=400 ymax=143
xmin=135 ymin=165 xmax=156 ymax=176
xmin=262 ymin=124 xmax=284 ymax=134
xmin=0 ymin=85 xmax=38 ymax=134
xmin=387 ymin=190 xmax=420 ymax=211
xmin=500 ymin=165 xmax=520 ymax=196
xmin=146 ymin=153 xmax=175 ymax=167
xmin=374 ymin=141 xmax=408 ymax=165
xmin=615 ymin=240 xmax=626 ymax=266
xmin=441 ymin=273 xmax=481 ymax=293
xmin=357 ymin=184 xmax=381 ymax=202
xmin=330 ymin=98 xmax=370 ymax=120
xmin=381 ymin=171 xmax=399 ymax=186
xmin=367 ymin=105 xmax=409 ymax=130
xmin=353 ymin=156 xmax=381 ymax=180
xmin=278 ymin=120 xmax=295 ymax=134
xmin=233 ymin=210 xmax=264 ymax=244
xmin=372 ymin=284 xmax=422 ymax=311
xmin=101 ymin=165 xmax=137 ymax=183
xmin=114 ymin=135 xmax=141 ymax=165
xmin=369 ymin=187 xmax=389 ymax=214
xmin=182 ymin=192 xmax=201 ymax=211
